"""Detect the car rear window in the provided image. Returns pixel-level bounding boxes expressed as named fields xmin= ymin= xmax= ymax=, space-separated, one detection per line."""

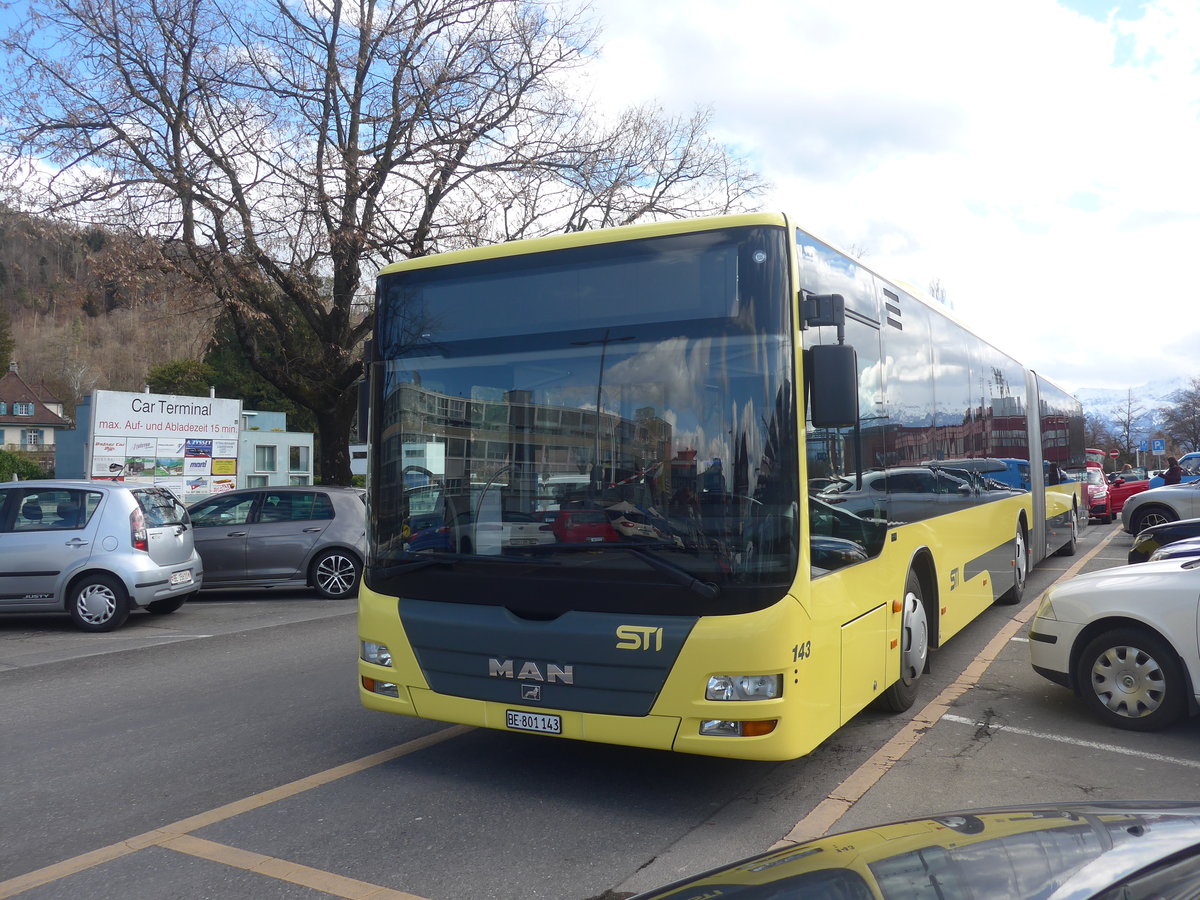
xmin=137 ymin=488 xmax=189 ymax=526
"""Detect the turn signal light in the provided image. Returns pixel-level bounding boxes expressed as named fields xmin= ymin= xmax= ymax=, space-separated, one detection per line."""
xmin=699 ymin=719 xmax=778 ymax=737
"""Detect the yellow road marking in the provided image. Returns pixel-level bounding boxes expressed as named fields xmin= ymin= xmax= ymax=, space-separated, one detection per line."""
xmin=0 ymin=725 xmax=471 ymax=899
xmin=161 ymin=835 xmax=425 ymax=899
xmin=773 ymin=525 xmax=1123 ymax=847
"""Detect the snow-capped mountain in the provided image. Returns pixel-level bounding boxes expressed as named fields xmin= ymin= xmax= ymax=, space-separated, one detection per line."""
xmin=1074 ymin=377 xmax=1188 ymax=435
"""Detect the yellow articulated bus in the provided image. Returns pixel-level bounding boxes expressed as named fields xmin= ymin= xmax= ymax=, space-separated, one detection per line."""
xmin=358 ymin=212 xmax=1084 ymax=761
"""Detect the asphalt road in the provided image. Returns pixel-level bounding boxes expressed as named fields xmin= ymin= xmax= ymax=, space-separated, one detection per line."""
xmin=3 ymin=524 xmax=1199 ymax=900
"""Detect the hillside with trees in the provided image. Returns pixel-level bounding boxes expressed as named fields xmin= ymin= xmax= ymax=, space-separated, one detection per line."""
xmin=0 ymin=205 xmax=216 ymax=421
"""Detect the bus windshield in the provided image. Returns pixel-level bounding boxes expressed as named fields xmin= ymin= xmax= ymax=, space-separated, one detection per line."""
xmin=368 ymin=225 xmax=798 ymax=616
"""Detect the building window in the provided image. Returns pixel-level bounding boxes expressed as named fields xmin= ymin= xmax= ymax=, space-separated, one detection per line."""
xmin=289 ymin=445 xmax=310 ymax=473
xmin=247 ymin=475 xmax=268 ymax=488
xmin=21 ymin=429 xmax=43 ymax=448
xmin=254 ymin=445 xmax=277 ymax=472
xmin=289 ymin=475 xmax=310 ymax=485
xmin=13 ymin=402 xmax=34 ymax=416
xmin=0 ymin=402 xmax=6 ymax=415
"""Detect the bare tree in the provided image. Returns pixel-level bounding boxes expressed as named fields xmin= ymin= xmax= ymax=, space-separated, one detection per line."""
xmin=1161 ymin=376 xmax=1200 ymax=453
xmin=1085 ymin=413 xmax=1116 ymax=456
xmin=927 ymin=277 xmax=951 ymax=309
xmin=1110 ymin=388 xmax=1146 ymax=462
xmin=0 ymin=0 xmax=765 ymax=483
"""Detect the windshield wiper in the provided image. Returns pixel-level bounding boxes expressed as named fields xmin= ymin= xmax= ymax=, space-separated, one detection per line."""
xmin=547 ymin=542 xmax=720 ymax=599
xmin=373 ymin=552 xmax=565 ymax=578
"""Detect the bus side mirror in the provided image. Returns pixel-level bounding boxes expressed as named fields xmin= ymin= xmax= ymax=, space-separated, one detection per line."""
xmin=808 ymin=344 xmax=858 ymax=429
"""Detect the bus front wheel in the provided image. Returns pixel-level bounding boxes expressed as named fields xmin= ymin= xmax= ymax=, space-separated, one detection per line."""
xmin=877 ymin=570 xmax=928 ymax=712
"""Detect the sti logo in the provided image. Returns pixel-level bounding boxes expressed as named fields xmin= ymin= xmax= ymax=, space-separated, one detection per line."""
xmin=615 ymin=625 xmax=663 ymax=651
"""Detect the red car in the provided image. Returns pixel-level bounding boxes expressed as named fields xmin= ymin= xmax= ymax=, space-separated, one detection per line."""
xmin=1066 ymin=466 xmax=1112 ymax=523
xmin=1107 ymin=466 xmax=1152 ymax=518
xmin=540 ymin=508 xmax=620 ymax=544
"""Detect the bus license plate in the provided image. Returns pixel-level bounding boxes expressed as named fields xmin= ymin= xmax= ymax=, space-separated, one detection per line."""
xmin=506 ymin=710 xmax=562 ymax=735
xmin=170 ymin=570 xmax=193 ymax=586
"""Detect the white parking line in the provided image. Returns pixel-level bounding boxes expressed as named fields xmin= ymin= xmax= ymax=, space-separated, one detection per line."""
xmin=942 ymin=714 xmax=1200 ymax=769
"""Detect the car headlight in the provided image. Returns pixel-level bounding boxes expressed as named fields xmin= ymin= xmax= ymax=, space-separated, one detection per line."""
xmin=706 ymin=674 xmax=783 ymax=701
xmin=1034 ymin=593 xmax=1057 ymax=621
xmin=360 ymin=640 xmax=393 ymax=666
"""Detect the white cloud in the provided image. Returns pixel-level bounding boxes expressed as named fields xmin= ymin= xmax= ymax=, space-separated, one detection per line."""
xmin=582 ymin=0 xmax=1200 ymax=393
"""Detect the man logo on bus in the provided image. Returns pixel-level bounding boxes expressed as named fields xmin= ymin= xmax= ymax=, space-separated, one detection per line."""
xmin=616 ymin=625 xmax=663 ymax=651
xmin=488 ymin=658 xmax=574 ymax=684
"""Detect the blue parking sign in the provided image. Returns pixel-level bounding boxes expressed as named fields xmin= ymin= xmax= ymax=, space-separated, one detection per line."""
xmin=1139 ymin=440 xmax=1149 ymax=452
xmin=1152 ymin=439 xmax=1166 ymax=453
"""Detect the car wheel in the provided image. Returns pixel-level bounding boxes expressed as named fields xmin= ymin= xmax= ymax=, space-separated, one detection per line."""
xmin=1054 ymin=508 xmax=1078 ymax=557
xmin=876 ymin=570 xmax=928 ymax=712
xmin=997 ymin=525 xmax=1027 ymax=605
xmin=1131 ymin=507 xmax=1177 ymax=535
xmin=1076 ymin=628 xmax=1185 ymax=731
xmin=68 ymin=574 xmax=131 ymax=632
xmin=311 ymin=550 xmax=361 ymax=599
xmin=147 ymin=594 xmax=189 ymax=615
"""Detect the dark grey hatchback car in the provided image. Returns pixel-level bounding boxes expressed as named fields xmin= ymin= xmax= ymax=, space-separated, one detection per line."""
xmin=187 ymin=486 xmax=366 ymax=598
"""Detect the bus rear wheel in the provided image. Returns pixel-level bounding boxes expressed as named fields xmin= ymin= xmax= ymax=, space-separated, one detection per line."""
xmin=1054 ymin=508 xmax=1078 ymax=557
xmin=877 ymin=570 xmax=928 ymax=712
xmin=997 ymin=525 xmax=1027 ymax=606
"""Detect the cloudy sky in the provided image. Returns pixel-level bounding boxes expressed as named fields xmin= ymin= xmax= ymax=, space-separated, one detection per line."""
xmin=581 ymin=0 xmax=1199 ymax=394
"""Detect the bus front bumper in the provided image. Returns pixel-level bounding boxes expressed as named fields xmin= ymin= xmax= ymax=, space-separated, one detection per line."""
xmin=359 ymin=680 xmax=803 ymax=761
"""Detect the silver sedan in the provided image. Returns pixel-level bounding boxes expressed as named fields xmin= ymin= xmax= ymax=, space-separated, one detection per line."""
xmin=1121 ymin=481 xmax=1200 ymax=534
xmin=1029 ymin=558 xmax=1200 ymax=730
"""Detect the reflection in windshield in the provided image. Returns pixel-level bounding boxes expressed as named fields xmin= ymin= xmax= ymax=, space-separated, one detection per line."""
xmin=368 ymin=226 xmax=799 ymax=615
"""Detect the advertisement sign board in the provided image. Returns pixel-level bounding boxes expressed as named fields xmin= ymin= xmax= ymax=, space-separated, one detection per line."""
xmin=87 ymin=390 xmax=242 ymax=496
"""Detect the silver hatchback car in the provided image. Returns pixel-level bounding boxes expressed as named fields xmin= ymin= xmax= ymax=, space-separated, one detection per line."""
xmin=187 ymin=486 xmax=366 ymax=597
xmin=0 ymin=480 xmax=202 ymax=631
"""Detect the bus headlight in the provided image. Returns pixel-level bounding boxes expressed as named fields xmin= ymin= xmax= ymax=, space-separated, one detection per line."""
xmin=706 ymin=674 xmax=782 ymax=701
xmin=360 ymin=640 xmax=393 ymax=666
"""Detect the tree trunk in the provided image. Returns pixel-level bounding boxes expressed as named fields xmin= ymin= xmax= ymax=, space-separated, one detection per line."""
xmin=313 ymin=394 xmax=357 ymax=486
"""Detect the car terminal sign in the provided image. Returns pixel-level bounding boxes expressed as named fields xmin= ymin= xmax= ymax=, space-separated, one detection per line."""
xmin=88 ymin=390 xmax=242 ymax=497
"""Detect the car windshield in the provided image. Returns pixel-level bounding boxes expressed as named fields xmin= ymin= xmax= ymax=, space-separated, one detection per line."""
xmin=367 ymin=225 xmax=798 ymax=616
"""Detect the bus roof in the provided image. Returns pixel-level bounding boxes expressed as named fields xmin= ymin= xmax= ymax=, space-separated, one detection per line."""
xmin=376 ymin=212 xmax=788 ymax=277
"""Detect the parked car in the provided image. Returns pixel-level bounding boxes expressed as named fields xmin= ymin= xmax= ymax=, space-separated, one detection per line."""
xmin=1128 ymin=517 xmax=1200 ymax=563
xmin=1120 ymin=480 xmax=1200 ymax=534
xmin=1149 ymin=536 xmax=1200 ymax=563
xmin=475 ymin=510 xmax=556 ymax=553
xmin=1147 ymin=451 xmax=1200 ymax=487
xmin=0 ymin=480 xmax=201 ymax=631
xmin=403 ymin=511 xmax=454 ymax=553
xmin=1106 ymin=466 xmax=1152 ymax=518
xmin=816 ymin=466 xmax=981 ymax=524
xmin=187 ymin=486 xmax=365 ymax=597
xmin=631 ymin=802 xmax=1200 ymax=900
xmin=540 ymin=508 xmax=619 ymax=543
xmin=1065 ymin=466 xmax=1111 ymax=523
xmin=605 ymin=503 xmax=661 ymax=540
xmin=1029 ymin=556 xmax=1200 ymax=730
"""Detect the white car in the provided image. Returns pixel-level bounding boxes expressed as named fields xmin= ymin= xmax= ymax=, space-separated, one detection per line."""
xmin=1029 ymin=558 xmax=1200 ymax=730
